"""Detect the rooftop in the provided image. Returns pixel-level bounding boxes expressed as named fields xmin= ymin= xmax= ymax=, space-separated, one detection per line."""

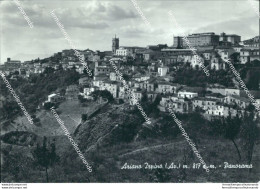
xmin=193 ymin=97 xmax=218 ymax=101
xmin=48 ymin=94 xmax=57 ymax=98
xmin=229 ymin=95 xmax=251 ymax=103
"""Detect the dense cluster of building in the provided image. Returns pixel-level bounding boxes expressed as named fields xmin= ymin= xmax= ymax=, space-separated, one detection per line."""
xmin=1 ymin=32 xmax=260 ymax=120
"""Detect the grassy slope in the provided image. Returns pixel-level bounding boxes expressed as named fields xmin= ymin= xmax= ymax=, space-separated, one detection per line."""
xmin=1 ymin=100 xmax=99 ymax=136
xmin=1 ymin=101 xmax=259 ymax=182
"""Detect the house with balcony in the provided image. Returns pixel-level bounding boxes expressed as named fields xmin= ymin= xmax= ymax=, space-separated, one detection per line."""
xmin=192 ymin=97 xmax=218 ymax=111
xmin=157 ymin=82 xmax=180 ymax=94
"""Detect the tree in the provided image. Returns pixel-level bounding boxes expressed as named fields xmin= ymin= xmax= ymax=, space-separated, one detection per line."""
xmin=78 ymin=95 xmax=87 ymax=103
xmin=32 ymin=137 xmax=59 ymax=182
xmin=141 ymin=92 xmax=148 ymax=104
xmin=153 ymin=169 xmax=171 ymax=183
xmin=14 ymin=71 xmax=19 ymax=75
xmin=211 ymin=115 xmax=242 ymax=161
xmin=251 ymin=60 xmax=260 ymax=67
xmin=240 ymin=112 xmax=259 ymax=167
xmin=43 ymin=102 xmax=55 ymax=110
xmin=43 ymin=67 xmax=55 ymax=75
xmin=122 ymin=74 xmax=130 ymax=81
xmin=223 ymin=115 xmax=242 ymax=161
xmin=246 ymin=70 xmax=260 ymax=90
xmin=245 ymin=103 xmax=255 ymax=112
xmin=148 ymin=95 xmax=161 ymax=118
xmin=82 ymin=114 xmax=88 ymax=122
xmin=91 ymin=90 xmax=114 ymax=102
xmin=230 ymin=52 xmax=240 ymax=63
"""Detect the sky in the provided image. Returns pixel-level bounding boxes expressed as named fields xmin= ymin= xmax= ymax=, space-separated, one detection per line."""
xmin=0 ymin=0 xmax=259 ymax=64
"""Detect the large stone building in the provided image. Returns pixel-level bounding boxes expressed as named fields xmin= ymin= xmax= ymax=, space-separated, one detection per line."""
xmin=219 ymin=32 xmax=241 ymax=45
xmin=185 ymin=32 xmax=220 ymax=47
xmin=242 ymin=36 xmax=260 ymax=49
xmin=174 ymin=32 xmax=220 ymax=48
xmin=112 ymin=35 xmax=119 ymax=54
xmin=160 ymin=48 xmax=194 ymax=64
xmin=4 ymin=58 xmax=21 ymax=69
xmin=173 ymin=36 xmax=184 ymax=48
xmin=147 ymin=44 xmax=168 ymax=51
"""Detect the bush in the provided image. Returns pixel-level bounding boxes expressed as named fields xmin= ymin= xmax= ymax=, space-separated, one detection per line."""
xmin=43 ymin=102 xmax=55 ymax=110
xmin=81 ymin=114 xmax=88 ymax=122
xmin=91 ymin=90 xmax=114 ymax=102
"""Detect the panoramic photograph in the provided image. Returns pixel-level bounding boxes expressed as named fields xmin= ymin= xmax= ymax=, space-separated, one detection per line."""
xmin=0 ymin=0 xmax=259 ymax=186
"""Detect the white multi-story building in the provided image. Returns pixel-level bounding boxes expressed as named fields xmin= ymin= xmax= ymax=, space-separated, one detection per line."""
xmin=177 ymin=91 xmax=198 ymax=99
xmin=94 ymin=66 xmax=110 ymax=76
xmin=158 ymin=66 xmax=169 ymax=76
xmin=232 ymin=45 xmax=243 ymax=53
xmin=206 ymin=105 xmax=238 ymax=118
xmin=210 ymin=56 xmax=226 ymax=70
xmin=216 ymin=48 xmax=235 ymax=61
xmin=191 ymin=55 xmax=205 ymax=69
xmin=83 ymin=87 xmax=98 ymax=99
xmin=129 ymin=91 xmax=143 ymax=105
xmin=160 ymin=95 xmax=191 ymax=113
xmin=118 ymin=86 xmax=128 ymax=99
xmin=110 ymin=72 xmax=120 ymax=81
xmin=224 ymin=95 xmax=250 ymax=109
xmin=93 ymin=79 xmax=104 ymax=88
xmin=193 ymin=97 xmax=218 ymax=111
xmin=134 ymin=80 xmax=155 ymax=92
xmin=202 ymin=51 xmax=212 ymax=60
xmin=115 ymin=47 xmax=130 ymax=56
xmin=225 ymin=88 xmax=240 ymax=96
xmin=177 ymin=54 xmax=192 ymax=63
xmin=157 ymin=82 xmax=180 ymax=94
xmin=240 ymin=49 xmax=250 ymax=64
xmin=100 ymin=81 xmax=119 ymax=98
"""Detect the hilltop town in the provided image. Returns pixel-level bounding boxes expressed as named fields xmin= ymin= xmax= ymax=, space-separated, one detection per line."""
xmin=1 ymin=32 xmax=260 ymax=120
xmin=1 ymin=32 xmax=260 ymax=183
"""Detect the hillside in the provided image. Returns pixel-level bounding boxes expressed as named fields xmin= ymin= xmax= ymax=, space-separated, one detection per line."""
xmin=1 ymin=100 xmax=260 ymax=183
